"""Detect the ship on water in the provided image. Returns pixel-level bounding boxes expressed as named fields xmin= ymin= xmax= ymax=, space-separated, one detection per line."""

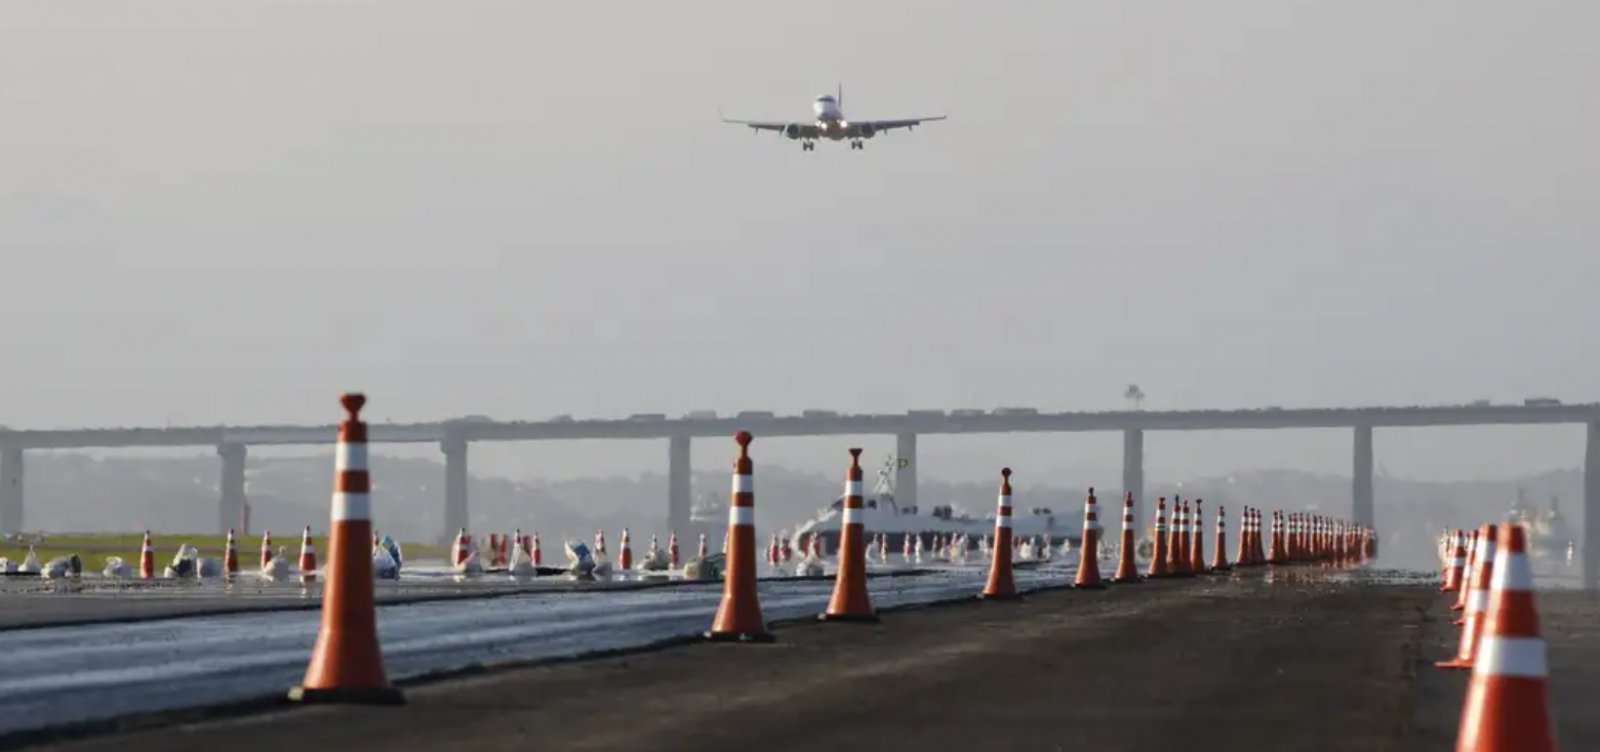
xmin=1509 ymin=488 xmax=1576 ymax=564
xmin=789 ymin=454 xmax=1080 ymax=553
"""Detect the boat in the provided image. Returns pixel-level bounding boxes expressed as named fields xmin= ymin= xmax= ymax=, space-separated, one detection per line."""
xmin=1509 ymin=488 xmax=1575 ymax=563
xmin=789 ymin=454 xmax=1080 ymax=553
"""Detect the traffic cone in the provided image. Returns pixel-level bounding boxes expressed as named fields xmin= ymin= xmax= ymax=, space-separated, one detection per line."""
xmin=1171 ymin=500 xmax=1194 ymax=576
xmin=1112 ymin=492 xmax=1142 ymax=583
xmin=902 ymin=532 xmax=914 ymax=562
xmin=260 ymin=530 xmax=274 ymax=570
xmin=767 ymin=533 xmax=781 ymax=569
xmin=289 ymin=393 xmax=402 ymax=704
xmin=1454 ymin=523 xmax=1556 ymax=751
xmin=1147 ymin=497 xmax=1171 ymax=578
xmin=1267 ymin=511 xmax=1287 ymax=564
xmin=451 ymin=528 xmax=469 ymax=567
xmin=668 ymin=532 xmax=679 ymax=568
xmin=1443 ymin=529 xmax=1468 ymax=593
xmin=1452 ymin=530 xmax=1481 ymax=619
xmin=224 ymin=529 xmax=239 ymax=578
xmin=498 ymin=534 xmax=509 ymax=567
xmin=139 ymin=531 xmax=155 ymax=579
xmin=705 ymin=431 xmax=771 ymax=642
xmin=595 ymin=529 xmax=606 ymax=556
xmin=1074 ymin=488 xmax=1106 ymax=589
xmin=822 ymin=448 xmax=876 ymax=622
xmin=619 ymin=528 xmax=633 ymax=571
xmin=981 ymin=468 xmax=1020 ymax=600
xmin=1190 ymin=499 xmax=1208 ymax=574
xmin=1440 ymin=525 xmax=1497 ymax=669
xmin=1235 ymin=507 xmax=1252 ymax=566
xmin=298 ymin=525 xmax=317 ymax=580
xmin=488 ymin=533 xmax=501 ymax=566
xmin=531 ymin=531 xmax=542 ymax=566
xmin=1212 ymin=505 xmax=1232 ymax=572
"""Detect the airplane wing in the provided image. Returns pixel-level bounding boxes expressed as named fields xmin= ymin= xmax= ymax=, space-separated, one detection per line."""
xmin=853 ymin=116 xmax=946 ymax=135
xmin=720 ymin=114 xmax=818 ymax=138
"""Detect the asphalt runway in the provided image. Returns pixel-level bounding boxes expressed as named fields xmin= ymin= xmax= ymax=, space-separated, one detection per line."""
xmin=0 ymin=560 xmax=1073 ymax=743
xmin=21 ymin=569 xmax=1475 ymax=752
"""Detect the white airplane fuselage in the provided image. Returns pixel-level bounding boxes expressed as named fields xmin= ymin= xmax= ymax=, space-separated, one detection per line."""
xmin=812 ymin=96 xmax=849 ymax=140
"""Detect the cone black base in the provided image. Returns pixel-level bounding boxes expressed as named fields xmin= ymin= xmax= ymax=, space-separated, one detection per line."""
xmin=818 ymin=612 xmax=879 ymax=623
xmin=978 ymin=592 xmax=1022 ymax=601
xmin=287 ymin=686 xmax=405 ymax=705
xmin=703 ymin=630 xmax=776 ymax=643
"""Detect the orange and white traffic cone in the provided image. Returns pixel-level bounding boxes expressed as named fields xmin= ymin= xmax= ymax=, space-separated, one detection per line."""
xmin=822 ymin=448 xmax=876 ymax=622
xmin=1172 ymin=500 xmax=1194 ymax=577
xmin=139 ymin=531 xmax=155 ymax=579
xmin=767 ymin=533 xmax=781 ymax=569
xmin=1147 ymin=497 xmax=1171 ymax=578
xmin=260 ymin=530 xmax=274 ymax=570
xmin=1074 ymin=488 xmax=1106 ymax=589
xmin=668 ymin=532 xmax=679 ymax=569
xmin=1440 ymin=525 xmax=1496 ymax=669
xmin=1452 ymin=530 xmax=1482 ymax=620
xmin=697 ymin=533 xmax=708 ymax=560
xmin=1212 ymin=505 xmax=1232 ymax=572
xmin=531 ymin=531 xmax=542 ymax=566
xmin=451 ymin=528 xmax=469 ymax=568
xmin=1267 ymin=511 xmax=1287 ymax=565
xmin=595 ymin=529 xmax=606 ymax=557
xmin=224 ymin=529 xmax=239 ymax=578
xmin=1442 ymin=529 xmax=1468 ymax=593
xmin=488 ymin=534 xmax=501 ymax=567
xmin=498 ymin=534 xmax=509 ymax=567
xmin=1112 ymin=492 xmax=1142 ymax=584
xmin=1454 ymin=523 xmax=1556 ymax=751
xmin=289 ymin=393 xmax=402 ymax=704
xmin=981 ymin=468 xmax=1020 ymax=600
xmin=1235 ymin=507 xmax=1252 ymax=567
xmin=705 ymin=431 xmax=771 ymax=642
xmin=298 ymin=525 xmax=317 ymax=580
xmin=619 ymin=528 xmax=633 ymax=571
xmin=1190 ymin=499 xmax=1208 ymax=574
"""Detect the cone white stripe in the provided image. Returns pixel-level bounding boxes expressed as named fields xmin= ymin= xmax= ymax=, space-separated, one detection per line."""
xmin=1466 ymin=590 xmax=1489 ymax=612
xmin=1491 ymin=551 xmax=1533 ymax=591
xmin=729 ymin=506 xmax=754 ymax=526
xmin=331 ymin=491 xmax=370 ymax=521
xmin=732 ymin=474 xmax=753 ymax=494
xmin=845 ymin=480 xmax=863 ymax=496
xmin=336 ymin=442 xmax=368 ymax=471
xmin=1474 ymin=636 xmax=1548 ymax=678
xmin=842 ymin=507 xmax=863 ymax=524
xmin=996 ymin=517 xmax=1012 ymax=529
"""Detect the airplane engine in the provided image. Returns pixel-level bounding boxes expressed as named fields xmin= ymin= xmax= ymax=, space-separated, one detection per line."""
xmin=782 ymin=123 xmax=804 ymax=140
xmin=858 ymin=123 xmax=877 ymax=139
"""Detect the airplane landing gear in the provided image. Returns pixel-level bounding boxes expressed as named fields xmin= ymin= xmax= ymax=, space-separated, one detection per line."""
xmin=801 ymin=141 xmax=815 ymax=151
xmin=850 ymin=140 xmax=864 ymax=150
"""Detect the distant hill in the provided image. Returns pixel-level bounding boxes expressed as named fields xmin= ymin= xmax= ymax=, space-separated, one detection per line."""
xmin=10 ymin=453 xmax=1583 ymax=570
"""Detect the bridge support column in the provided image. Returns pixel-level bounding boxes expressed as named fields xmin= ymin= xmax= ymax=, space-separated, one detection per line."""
xmin=442 ymin=437 xmax=469 ymax=543
xmin=1352 ymin=425 xmax=1375 ymax=532
xmin=668 ymin=435 xmax=691 ymax=537
xmin=0 ymin=448 xmax=22 ymax=534
xmin=1584 ymin=421 xmax=1599 ymax=590
xmin=895 ymin=432 xmax=918 ymax=510
xmin=1122 ymin=429 xmax=1144 ymax=529
xmin=217 ymin=443 xmax=247 ymax=535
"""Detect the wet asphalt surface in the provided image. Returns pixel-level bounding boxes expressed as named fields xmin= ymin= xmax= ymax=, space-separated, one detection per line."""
xmin=0 ymin=560 xmax=1075 ymax=742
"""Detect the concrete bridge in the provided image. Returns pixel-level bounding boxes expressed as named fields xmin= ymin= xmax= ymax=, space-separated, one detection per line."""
xmin=1 ymin=402 xmax=1596 ymax=585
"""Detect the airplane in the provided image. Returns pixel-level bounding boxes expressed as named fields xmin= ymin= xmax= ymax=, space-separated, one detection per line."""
xmin=720 ymin=84 xmax=945 ymax=151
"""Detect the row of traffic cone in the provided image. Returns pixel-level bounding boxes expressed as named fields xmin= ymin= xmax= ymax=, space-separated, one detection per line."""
xmin=128 ymin=527 xmax=322 ymax=580
xmin=1435 ymin=522 xmax=1556 ymax=750
xmin=278 ymin=405 xmax=1387 ymax=708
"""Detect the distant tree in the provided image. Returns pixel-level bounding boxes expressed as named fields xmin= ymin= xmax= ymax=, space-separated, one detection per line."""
xmin=1124 ymin=384 xmax=1146 ymax=410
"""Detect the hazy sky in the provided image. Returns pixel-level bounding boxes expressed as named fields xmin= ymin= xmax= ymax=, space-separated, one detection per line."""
xmin=2 ymin=1 xmax=1596 ymax=484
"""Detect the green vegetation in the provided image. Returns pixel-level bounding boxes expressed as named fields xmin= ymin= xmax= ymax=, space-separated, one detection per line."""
xmin=0 ymin=532 xmax=446 ymax=568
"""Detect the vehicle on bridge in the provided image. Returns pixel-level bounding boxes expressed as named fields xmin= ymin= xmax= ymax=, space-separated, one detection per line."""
xmin=735 ymin=410 xmax=775 ymax=420
xmin=788 ymin=454 xmax=1078 ymax=554
xmin=801 ymin=409 xmax=839 ymax=418
xmin=991 ymin=406 xmax=1038 ymax=416
xmin=627 ymin=413 xmax=667 ymax=421
xmin=1524 ymin=397 xmax=1562 ymax=407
